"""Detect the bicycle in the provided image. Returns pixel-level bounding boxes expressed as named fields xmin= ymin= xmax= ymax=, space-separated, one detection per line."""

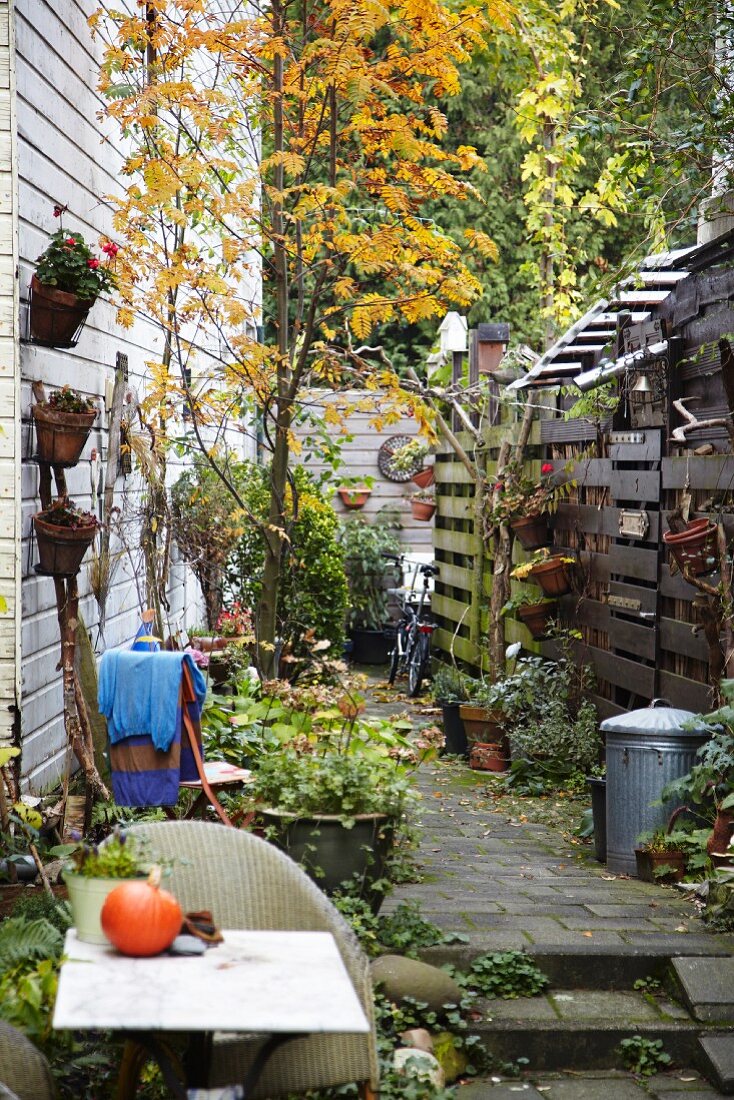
xmin=385 ymin=554 xmax=439 ymax=697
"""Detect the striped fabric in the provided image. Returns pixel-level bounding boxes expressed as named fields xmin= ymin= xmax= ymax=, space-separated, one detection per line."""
xmin=109 ymin=695 xmax=203 ymax=807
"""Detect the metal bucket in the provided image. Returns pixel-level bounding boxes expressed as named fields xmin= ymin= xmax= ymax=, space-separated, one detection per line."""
xmin=602 ymin=700 xmax=711 ymax=875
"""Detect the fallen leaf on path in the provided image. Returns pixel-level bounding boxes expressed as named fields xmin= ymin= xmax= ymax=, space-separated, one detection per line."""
xmin=582 ymin=931 xmax=593 ymax=938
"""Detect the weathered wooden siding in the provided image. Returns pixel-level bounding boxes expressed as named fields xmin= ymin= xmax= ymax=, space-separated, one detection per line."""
xmin=0 ymin=0 xmax=19 ymax=751
xmin=14 ymin=1 xmax=257 ymax=791
xmin=293 ymin=389 xmax=433 ymax=556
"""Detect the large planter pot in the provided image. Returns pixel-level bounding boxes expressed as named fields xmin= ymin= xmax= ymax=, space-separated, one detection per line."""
xmin=587 ymin=776 xmax=607 ymax=862
xmin=528 ymin=555 xmax=573 ymax=597
xmin=634 ymin=847 xmax=686 ymax=884
xmin=259 ymin=809 xmax=394 ymax=912
xmin=32 ymin=403 xmax=97 ymax=466
xmin=411 ymin=467 xmax=435 ymax=490
xmin=411 ymin=500 xmax=436 ymax=522
xmin=440 ymin=702 xmax=467 ymax=757
xmin=29 ymin=275 xmax=93 ymax=347
xmin=510 ymin=513 xmax=551 ymax=551
xmin=469 ymin=741 xmax=509 ymax=772
xmin=707 ymin=809 xmax=734 ymax=861
xmin=349 ymin=627 xmax=391 ymax=665
xmin=63 ymin=873 xmax=129 ymax=944
xmin=337 ymin=487 xmax=372 ymax=510
xmin=663 ymin=518 xmax=718 ymax=577
xmin=458 ymin=704 xmax=504 ymax=745
xmin=33 ymin=513 xmax=98 ymax=576
xmin=517 ymin=601 xmax=555 ymax=640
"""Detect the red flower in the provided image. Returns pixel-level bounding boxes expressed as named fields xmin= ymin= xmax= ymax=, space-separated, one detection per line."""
xmin=102 ymin=241 xmax=119 ymax=257
xmin=494 ymin=481 xmax=504 ymax=491
xmin=65 ymin=237 xmax=76 ymax=246
xmin=541 ymin=463 xmax=554 ymax=475
xmin=53 ymin=205 xmax=64 ymax=218
xmin=87 ymin=258 xmax=100 ymax=269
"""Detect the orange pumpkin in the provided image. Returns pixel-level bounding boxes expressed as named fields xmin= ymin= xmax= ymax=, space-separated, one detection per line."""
xmin=101 ymin=866 xmax=182 ymax=956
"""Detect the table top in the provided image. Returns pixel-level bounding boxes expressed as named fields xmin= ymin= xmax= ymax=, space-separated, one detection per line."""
xmin=53 ymin=929 xmax=369 ymax=1035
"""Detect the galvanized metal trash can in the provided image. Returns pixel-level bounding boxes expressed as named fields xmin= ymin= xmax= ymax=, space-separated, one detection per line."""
xmin=601 ymin=700 xmax=711 ymax=875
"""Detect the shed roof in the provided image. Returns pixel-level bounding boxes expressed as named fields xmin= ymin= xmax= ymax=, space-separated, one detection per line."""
xmin=507 ymin=235 xmax=732 ymax=392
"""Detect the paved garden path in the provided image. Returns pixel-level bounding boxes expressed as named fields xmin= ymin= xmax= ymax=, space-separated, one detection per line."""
xmin=365 ymin=677 xmax=734 ymax=1097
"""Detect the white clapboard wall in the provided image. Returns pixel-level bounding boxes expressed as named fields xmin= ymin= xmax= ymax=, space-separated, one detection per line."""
xmin=0 ymin=0 xmax=19 ymax=753
xmin=293 ymin=389 xmax=434 ymax=556
xmin=14 ymin=0 xmax=257 ymax=791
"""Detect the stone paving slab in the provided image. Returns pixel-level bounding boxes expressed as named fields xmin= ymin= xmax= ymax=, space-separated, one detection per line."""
xmin=673 ymin=958 xmax=734 ymax=1023
xmin=455 ymin=1070 xmax=721 ymax=1097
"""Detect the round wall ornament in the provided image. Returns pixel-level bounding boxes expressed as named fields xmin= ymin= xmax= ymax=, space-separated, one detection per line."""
xmin=377 ymin=435 xmax=422 ymax=482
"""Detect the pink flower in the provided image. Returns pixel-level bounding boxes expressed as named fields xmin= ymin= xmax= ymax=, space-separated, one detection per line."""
xmin=541 ymin=463 xmax=554 ymax=475
xmin=87 ymin=258 xmax=100 ymax=269
xmin=102 ymin=241 xmax=119 ymax=257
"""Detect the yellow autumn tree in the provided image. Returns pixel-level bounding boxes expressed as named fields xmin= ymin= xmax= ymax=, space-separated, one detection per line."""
xmin=91 ymin=0 xmax=508 ymax=671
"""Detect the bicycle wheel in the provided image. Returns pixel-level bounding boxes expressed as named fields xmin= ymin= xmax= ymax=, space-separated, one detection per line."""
xmin=387 ymin=627 xmax=402 ymax=685
xmin=408 ymin=633 xmax=429 ymax=697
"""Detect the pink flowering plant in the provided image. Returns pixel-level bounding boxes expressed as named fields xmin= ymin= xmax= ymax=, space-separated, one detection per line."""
xmin=487 ymin=460 xmax=574 ymax=528
xmin=34 ymin=206 xmax=119 ymax=302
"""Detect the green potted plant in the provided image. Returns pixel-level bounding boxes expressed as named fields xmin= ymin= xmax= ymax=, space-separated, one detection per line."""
xmin=336 ymin=476 xmax=375 ymax=510
xmin=33 ymin=496 xmax=99 ymax=576
xmin=248 ymin=701 xmax=439 ymax=909
xmin=459 ymin=676 xmax=508 ymax=752
xmin=62 ymin=828 xmax=154 ymax=944
xmin=31 ymin=385 xmax=98 ymax=467
xmin=339 ymin=513 xmax=401 ymax=664
xmin=30 ymin=206 xmax=119 ymax=347
xmin=432 ymin=664 xmax=469 ymax=756
xmin=634 ymin=826 xmax=687 ymax=883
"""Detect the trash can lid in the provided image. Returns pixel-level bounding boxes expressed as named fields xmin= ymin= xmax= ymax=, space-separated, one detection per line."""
xmin=600 ymin=700 xmax=711 ymax=735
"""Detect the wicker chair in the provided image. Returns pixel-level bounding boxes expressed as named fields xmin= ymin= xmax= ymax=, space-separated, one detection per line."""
xmin=0 ymin=1020 xmax=55 ymax=1100
xmin=118 ymin=819 xmax=379 ymax=1099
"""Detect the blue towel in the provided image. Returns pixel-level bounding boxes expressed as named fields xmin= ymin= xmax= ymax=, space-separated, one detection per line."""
xmin=98 ymin=650 xmax=206 ymax=752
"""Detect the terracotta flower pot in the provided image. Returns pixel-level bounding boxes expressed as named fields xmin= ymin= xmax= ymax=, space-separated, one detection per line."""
xmin=337 ymin=487 xmax=371 ymax=510
xmin=411 ymin=466 xmax=435 ymax=490
xmin=663 ymin=518 xmax=718 ymax=577
xmin=469 ymin=741 xmax=510 ymax=772
xmin=458 ymin=704 xmax=504 ymax=744
xmin=517 ymin=601 xmax=555 ymax=640
xmin=33 ymin=513 xmax=98 ymax=576
xmin=411 ymin=500 xmax=436 ymax=521
xmin=29 ymin=275 xmax=93 ymax=347
xmin=634 ymin=847 xmax=686 ymax=883
xmin=528 ymin=555 xmax=573 ymax=597
xmin=32 ymin=404 xmax=97 ymax=466
xmin=510 ymin=512 xmax=551 ymax=551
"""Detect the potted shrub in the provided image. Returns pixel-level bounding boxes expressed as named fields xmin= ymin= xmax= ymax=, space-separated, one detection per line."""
xmin=33 ymin=496 xmax=99 ymax=576
xmin=62 ymin=828 xmax=154 ymax=944
xmin=432 ymin=664 xmax=469 ymax=756
xmin=390 ymin=439 xmax=434 ymax=488
xmin=32 ymin=386 xmax=98 ymax=466
xmin=248 ymin=705 xmax=439 ymax=910
xmin=339 ymin=513 xmax=401 ymax=664
xmin=30 ymin=207 xmax=119 ymax=347
xmin=410 ymin=487 xmax=436 ymax=521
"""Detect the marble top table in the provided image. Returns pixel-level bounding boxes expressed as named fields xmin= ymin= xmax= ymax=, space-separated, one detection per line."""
xmin=53 ymin=929 xmax=369 ymax=1035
